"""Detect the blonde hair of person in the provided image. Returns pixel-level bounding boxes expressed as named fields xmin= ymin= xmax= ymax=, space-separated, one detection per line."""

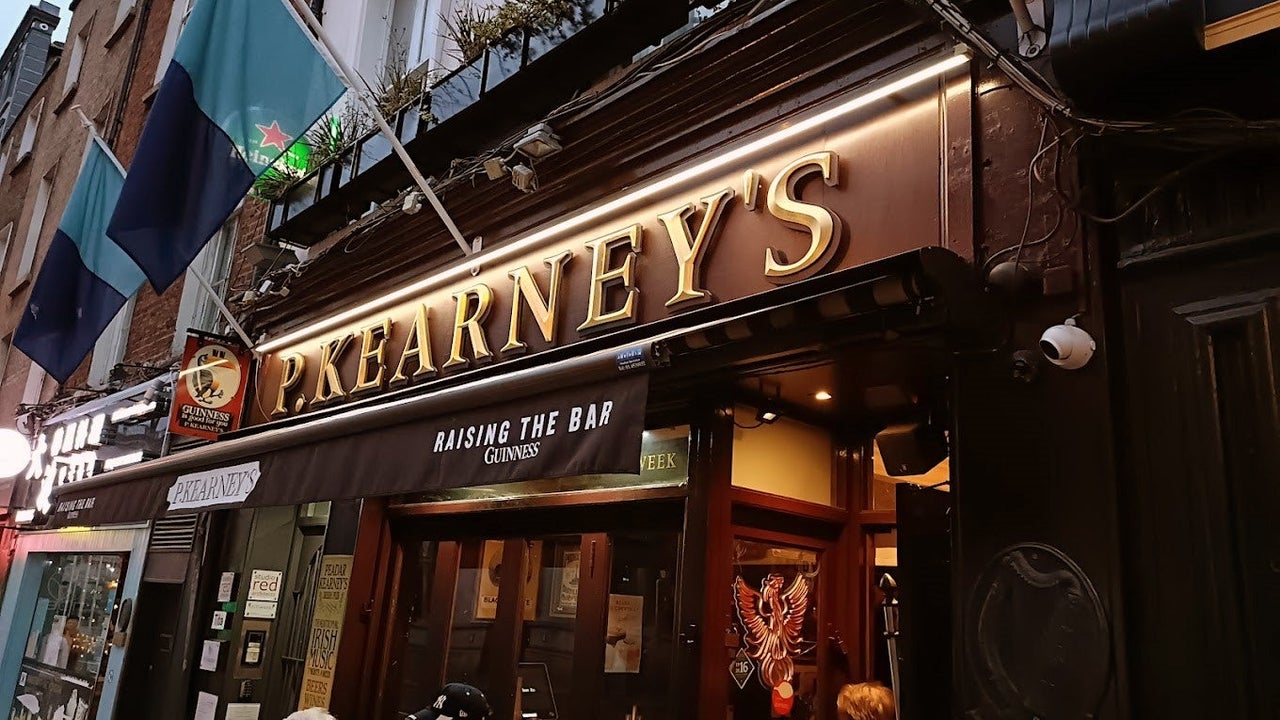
xmin=285 ymin=710 xmax=336 ymax=720
xmin=836 ymin=682 xmax=895 ymax=720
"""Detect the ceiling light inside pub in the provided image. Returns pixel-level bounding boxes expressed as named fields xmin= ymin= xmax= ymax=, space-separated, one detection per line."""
xmin=814 ymin=390 xmax=833 ymax=401
xmin=515 ymin=123 xmax=562 ymax=158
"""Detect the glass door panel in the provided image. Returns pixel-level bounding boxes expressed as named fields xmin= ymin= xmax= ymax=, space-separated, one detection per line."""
xmin=597 ymin=531 xmax=680 ymax=719
xmin=729 ymin=538 xmax=822 ymax=720
xmin=518 ymin=537 xmax=579 ymax=720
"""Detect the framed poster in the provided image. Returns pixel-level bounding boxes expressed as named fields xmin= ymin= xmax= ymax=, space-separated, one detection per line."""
xmin=604 ymin=594 xmax=644 ymax=673
xmin=475 ymin=540 xmax=542 ymax=620
xmin=551 ymin=545 xmax=581 ymax=618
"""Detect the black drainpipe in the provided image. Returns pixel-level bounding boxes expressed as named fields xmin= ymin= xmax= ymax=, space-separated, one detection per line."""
xmin=107 ymin=0 xmax=154 ymax=148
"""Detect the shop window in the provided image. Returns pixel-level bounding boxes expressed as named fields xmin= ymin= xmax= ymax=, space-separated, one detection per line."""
xmin=11 ymin=553 xmax=126 ymax=717
xmin=394 ymin=526 xmax=683 ymax=718
xmin=731 ymin=406 xmax=838 ymax=506
xmin=729 ymin=538 xmax=821 ymax=720
xmin=868 ymin=443 xmax=949 ymax=511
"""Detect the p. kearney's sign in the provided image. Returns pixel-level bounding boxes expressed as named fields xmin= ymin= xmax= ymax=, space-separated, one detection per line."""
xmin=167 ymin=461 xmax=261 ymax=511
xmin=258 ymin=89 xmax=947 ymax=420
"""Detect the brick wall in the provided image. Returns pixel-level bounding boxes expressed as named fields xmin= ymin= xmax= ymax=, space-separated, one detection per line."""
xmin=0 ymin=0 xmax=141 ymax=427
xmin=0 ymin=0 xmax=271 ymax=405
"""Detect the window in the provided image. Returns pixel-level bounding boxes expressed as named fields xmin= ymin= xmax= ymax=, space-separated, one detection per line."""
xmin=155 ymin=0 xmax=196 ymax=84
xmin=22 ymin=361 xmax=47 ymax=405
xmin=0 ymin=222 xmax=12 ymax=277
xmin=0 ymin=335 xmax=11 ymax=387
xmin=115 ymin=0 xmax=138 ymax=29
xmin=172 ymin=217 xmax=236 ymax=353
xmin=0 ymin=139 xmax=10 ymax=176
xmin=12 ymin=173 xmax=53 ymax=291
xmin=88 ymin=294 xmax=137 ymax=388
xmin=14 ymin=553 xmax=125 ymax=697
xmin=18 ymin=98 xmax=44 ymax=160
xmin=63 ymin=28 xmax=87 ymax=96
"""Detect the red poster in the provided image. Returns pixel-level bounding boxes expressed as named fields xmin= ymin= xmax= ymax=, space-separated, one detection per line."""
xmin=170 ymin=332 xmax=253 ymax=441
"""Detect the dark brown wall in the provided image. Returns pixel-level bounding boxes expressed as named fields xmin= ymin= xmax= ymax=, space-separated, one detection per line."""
xmin=950 ymin=71 xmax=1129 ymax=720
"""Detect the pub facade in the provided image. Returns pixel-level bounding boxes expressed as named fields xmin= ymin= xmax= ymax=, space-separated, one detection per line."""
xmin=17 ymin=0 xmax=1216 ymax=715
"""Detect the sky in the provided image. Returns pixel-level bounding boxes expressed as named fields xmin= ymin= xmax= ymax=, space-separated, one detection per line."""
xmin=0 ymin=0 xmax=76 ymax=48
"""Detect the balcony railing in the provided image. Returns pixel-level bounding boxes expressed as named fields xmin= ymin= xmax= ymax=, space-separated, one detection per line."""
xmin=268 ymin=0 xmax=688 ymax=242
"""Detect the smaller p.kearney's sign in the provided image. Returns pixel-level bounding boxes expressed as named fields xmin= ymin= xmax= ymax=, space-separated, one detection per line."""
xmin=167 ymin=461 xmax=261 ymax=511
xmin=171 ymin=332 xmax=253 ymax=441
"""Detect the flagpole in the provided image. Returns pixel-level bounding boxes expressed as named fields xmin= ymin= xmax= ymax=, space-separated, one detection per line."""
xmin=71 ymin=106 xmax=258 ymax=352
xmin=186 ymin=266 xmax=257 ymax=350
xmin=284 ymin=0 xmax=477 ymax=257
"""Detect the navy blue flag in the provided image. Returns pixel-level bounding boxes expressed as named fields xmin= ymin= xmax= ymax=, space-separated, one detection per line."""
xmin=14 ymin=137 xmax=145 ymax=383
xmin=107 ymin=0 xmax=345 ymax=291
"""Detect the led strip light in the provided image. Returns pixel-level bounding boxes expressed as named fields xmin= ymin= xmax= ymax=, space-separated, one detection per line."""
xmin=258 ymin=51 xmax=971 ymax=353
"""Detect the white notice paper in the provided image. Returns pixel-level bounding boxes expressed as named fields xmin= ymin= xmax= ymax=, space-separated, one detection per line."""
xmin=194 ymin=691 xmax=217 ymax=720
xmin=244 ymin=600 xmax=278 ymax=619
xmin=211 ymin=611 xmax=228 ymax=630
xmin=199 ymin=640 xmax=221 ymax=671
xmin=226 ymin=703 xmax=261 ymax=720
xmin=217 ymin=572 xmax=235 ymax=603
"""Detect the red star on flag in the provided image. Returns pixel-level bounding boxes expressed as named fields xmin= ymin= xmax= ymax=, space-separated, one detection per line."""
xmin=256 ymin=121 xmax=292 ymax=152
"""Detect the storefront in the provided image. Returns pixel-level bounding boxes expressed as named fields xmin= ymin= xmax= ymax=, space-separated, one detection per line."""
xmin=36 ymin=17 xmax=1131 ymax=717
xmin=0 ymin=377 xmax=170 ymax=720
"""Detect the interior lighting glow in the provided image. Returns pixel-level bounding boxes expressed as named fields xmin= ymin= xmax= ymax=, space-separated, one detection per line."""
xmin=257 ymin=52 xmax=970 ymax=353
xmin=814 ymin=390 xmax=833 ymax=401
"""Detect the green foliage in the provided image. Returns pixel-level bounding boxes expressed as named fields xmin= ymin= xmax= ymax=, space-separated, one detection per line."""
xmin=444 ymin=0 xmax=577 ymax=63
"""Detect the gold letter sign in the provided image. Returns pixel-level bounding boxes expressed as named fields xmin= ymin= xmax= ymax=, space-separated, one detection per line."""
xmin=764 ymin=151 xmax=841 ymax=282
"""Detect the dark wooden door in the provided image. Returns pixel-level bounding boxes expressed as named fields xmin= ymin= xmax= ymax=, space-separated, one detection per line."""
xmin=1118 ymin=247 xmax=1280 ymax=718
xmin=115 ymin=581 xmax=184 ymax=720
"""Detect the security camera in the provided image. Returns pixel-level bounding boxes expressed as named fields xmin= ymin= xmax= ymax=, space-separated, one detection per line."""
xmin=1039 ymin=318 xmax=1095 ymax=370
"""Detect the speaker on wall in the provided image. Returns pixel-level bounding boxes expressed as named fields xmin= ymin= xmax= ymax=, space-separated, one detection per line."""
xmin=876 ymin=421 xmax=948 ymax=476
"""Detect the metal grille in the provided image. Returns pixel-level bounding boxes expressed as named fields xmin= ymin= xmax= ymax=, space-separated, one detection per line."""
xmin=148 ymin=514 xmax=199 ymax=552
xmin=265 ymin=545 xmax=324 ymax=717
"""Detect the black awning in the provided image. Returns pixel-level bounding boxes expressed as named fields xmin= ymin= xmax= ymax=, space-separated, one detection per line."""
xmin=45 ymin=247 xmax=998 ymax=529
xmin=46 ymin=345 xmax=655 ymax=528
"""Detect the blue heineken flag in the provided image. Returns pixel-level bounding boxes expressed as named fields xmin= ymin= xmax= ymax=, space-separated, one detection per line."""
xmin=14 ymin=138 xmax=145 ymax=383
xmin=108 ymin=0 xmax=345 ymax=291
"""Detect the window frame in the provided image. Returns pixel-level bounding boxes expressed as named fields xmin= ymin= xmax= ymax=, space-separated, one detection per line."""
xmin=11 ymin=170 xmax=54 ymax=293
xmin=0 ymin=334 xmax=12 ymax=389
xmin=88 ymin=293 xmax=138 ymax=388
xmin=62 ymin=24 xmax=89 ymax=101
xmin=21 ymin=360 xmax=47 ymax=405
xmin=114 ymin=0 xmax=138 ymax=30
xmin=17 ymin=98 xmax=44 ymax=162
xmin=155 ymin=0 xmax=197 ymax=85
xmin=171 ymin=215 xmax=238 ymax=354
xmin=0 ymin=221 xmax=13 ymax=279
